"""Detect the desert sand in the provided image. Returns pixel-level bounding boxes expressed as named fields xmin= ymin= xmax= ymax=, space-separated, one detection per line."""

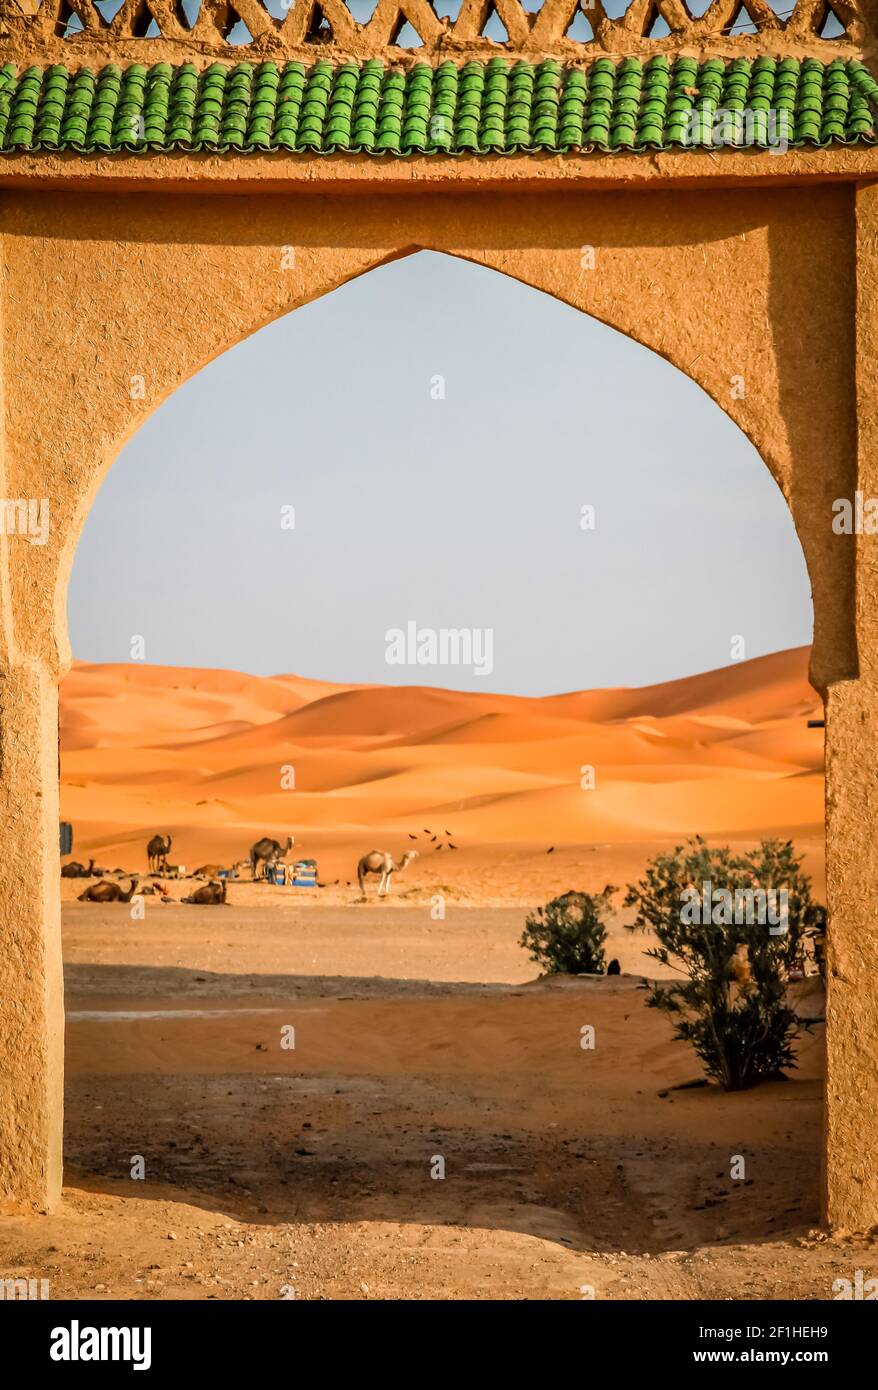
xmin=0 ymin=648 xmax=849 ymax=1302
xmin=4 ymin=911 xmax=853 ymax=1302
xmin=59 ymin=644 xmax=825 ymax=902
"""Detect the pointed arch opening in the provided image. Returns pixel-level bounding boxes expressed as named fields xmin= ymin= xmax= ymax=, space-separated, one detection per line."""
xmin=54 ymin=246 xmax=825 ymax=1297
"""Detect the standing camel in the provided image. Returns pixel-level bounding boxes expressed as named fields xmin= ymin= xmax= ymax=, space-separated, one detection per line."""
xmin=249 ymin=835 xmax=294 ymax=881
xmin=78 ymin=877 xmax=139 ymax=903
xmin=147 ymin=834 xmax=172 ymax=873
xmin=357 ymin=850 xmax=418 ymax=899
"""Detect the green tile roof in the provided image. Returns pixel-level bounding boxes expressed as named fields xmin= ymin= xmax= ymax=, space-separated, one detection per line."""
xmin=0 ymin=54 xmax=876 ymax=156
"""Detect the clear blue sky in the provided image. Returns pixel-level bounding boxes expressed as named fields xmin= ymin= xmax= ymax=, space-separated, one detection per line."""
xmin=67 ymin=250 xmax=812 ymax=696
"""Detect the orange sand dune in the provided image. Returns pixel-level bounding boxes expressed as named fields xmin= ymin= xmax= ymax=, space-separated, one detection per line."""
xmin=60 ymin=647 xmax=824 ymax=892
xmin=542 ymin=647 xmax=818 ymax=724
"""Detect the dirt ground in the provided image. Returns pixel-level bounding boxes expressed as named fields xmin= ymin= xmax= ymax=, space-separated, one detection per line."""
xmin=2 ymin=894 xmax=874 ymax=1301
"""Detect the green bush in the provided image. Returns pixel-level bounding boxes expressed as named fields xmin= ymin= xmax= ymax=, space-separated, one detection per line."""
xmin=625 ymin=836 xmax=822 ymax=1091
xmin=519 ymin=886 xmax=615 ymax=976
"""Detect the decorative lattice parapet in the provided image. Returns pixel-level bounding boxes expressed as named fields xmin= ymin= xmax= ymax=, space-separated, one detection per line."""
xmin=0 ymin=0 xmax=872 ymax=67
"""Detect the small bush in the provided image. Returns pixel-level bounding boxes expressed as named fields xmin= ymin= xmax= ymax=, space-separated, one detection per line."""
xmin=519 ymin=886 xmax=616 ymax=975
xmin=625 ymin=837 xmax=822 ymax=1091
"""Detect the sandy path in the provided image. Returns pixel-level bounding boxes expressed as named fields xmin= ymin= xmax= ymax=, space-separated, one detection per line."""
xmin=1 ymin=903 xmax=866 ymax=1302
xmin=60 ymin=896 xmax=681 ymax=987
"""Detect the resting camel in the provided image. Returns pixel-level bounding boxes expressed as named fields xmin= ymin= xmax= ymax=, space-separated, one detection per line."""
xmin=191 ymin=862 xmax=247 ymax=880
xmin=147 ymin=834 xmax=172 ymax=873
xmin=182 ymin=879 xmax=227 ymax=905
xmin=357 ymin=850 xmax=418 ymax=899
xmin=62 ymin=858 xmax=102 ymax=879
xmin=249 ymin=835 xmax=294 ymax=880
xmin=78 ymin=877 xmax=139 ymax=903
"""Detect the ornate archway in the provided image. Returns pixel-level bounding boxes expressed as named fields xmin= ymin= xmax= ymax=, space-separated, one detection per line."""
xmin=0 ymin=0 xmax=877 ymax=1233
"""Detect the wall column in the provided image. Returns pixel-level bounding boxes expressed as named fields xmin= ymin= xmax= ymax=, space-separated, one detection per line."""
xmin=823 ymin=180 xmax=878 ymax=1231
xmin=0 ymin=658 xmax=63 ymax=1212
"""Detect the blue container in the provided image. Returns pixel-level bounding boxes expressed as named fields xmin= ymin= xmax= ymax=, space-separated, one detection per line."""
xmin=292 ymin=860 xmax=317 ymax=887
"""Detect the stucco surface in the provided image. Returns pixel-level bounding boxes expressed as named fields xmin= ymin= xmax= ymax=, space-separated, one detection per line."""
xmin=820 ymin=181 xmax=878 ymax=1233
xmin=0 ymin=172 xmax=873 ymax=1226
xmin=5 ymin=145 xmax=878 ymax=194
xmin=0 ymin=185 xmax=857 ymax=679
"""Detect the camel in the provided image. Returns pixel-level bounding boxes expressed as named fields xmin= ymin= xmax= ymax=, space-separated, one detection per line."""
xmin=191 ymin=861 xmax=247 ymax=880
xmin=147 ymin=834 xmax=172 ymax=873
xmin=249 ymin=835 xmax=294 ymax=880
xmin=357 ymin=849 xmax=418 ymax=899
xmin=78 ymin=877 xmax=139 ymax=903
xmin=182 ymin=879 xmax=227 ymax=905
xmin=63 ymin=857 xmax=103 ymax=878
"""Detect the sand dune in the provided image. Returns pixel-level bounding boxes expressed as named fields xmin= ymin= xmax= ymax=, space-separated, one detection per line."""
xmin=60 ymin=647 xmax=824 ymax=894
xmin=544 ymin=647 xmax=818 ymax=723
xmin=50 ymin=653 xmax=829 ymax=1305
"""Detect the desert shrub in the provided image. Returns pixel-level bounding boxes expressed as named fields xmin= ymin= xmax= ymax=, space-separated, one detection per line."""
xmin=624 ymin=837 xmax=822 ymax=1091
xmin=519 ymin=886 xmax=616 ymax=975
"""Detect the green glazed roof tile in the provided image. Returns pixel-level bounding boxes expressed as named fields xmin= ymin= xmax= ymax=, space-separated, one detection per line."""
xmin=0 ymin=55 xmax=876 ymax=156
